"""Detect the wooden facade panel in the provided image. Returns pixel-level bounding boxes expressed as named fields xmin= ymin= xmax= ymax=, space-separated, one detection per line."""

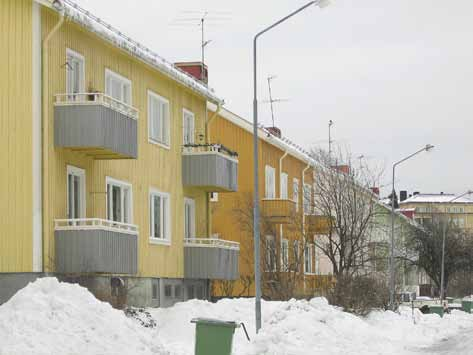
xmin=0 ymin=0 xmax=33 ymax=272
xmin=41 ymin=8 xmax=208 ymax=278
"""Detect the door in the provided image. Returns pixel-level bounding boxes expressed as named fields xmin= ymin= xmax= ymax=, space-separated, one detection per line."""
xmin=67 ymin=166 xmax=86 ymax=220
xmin=184 ymin=198 xmax=196 ymax=240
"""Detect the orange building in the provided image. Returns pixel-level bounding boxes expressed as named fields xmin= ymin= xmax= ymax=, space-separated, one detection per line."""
xmin=208 ymin=104 xmax=333 ymax=299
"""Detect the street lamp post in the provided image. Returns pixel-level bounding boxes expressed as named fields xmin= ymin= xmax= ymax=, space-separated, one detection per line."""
xmin=439 ymin=190 xmax=473 ymax=301
xmin=390 ymin=144 xmax=434 ymax=310
xmin=252 ymin=0 xmax=330 ymax=333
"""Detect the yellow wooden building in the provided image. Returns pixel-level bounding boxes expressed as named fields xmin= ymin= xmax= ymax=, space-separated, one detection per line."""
xmin=0 ymin=0 xmax=239 ymax=307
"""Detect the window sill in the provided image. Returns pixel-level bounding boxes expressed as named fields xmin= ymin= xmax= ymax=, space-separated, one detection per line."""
xmin=304 ymin=272 xmax=317 ymax=276
xmin=149 ymin=238 xmax=171 ymax=246
xmin=148 ymin=139 xmax=171 ymax=150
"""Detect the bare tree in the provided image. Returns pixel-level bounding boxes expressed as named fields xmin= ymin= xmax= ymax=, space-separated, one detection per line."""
xmin=310 ymin=148 xmax=385 ymax=278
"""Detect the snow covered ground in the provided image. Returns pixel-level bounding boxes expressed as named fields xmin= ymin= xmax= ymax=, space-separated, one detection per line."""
xmin=1 ymin=278 xmax=473 ymax=355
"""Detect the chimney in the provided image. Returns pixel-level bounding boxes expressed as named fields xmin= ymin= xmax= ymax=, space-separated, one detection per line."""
xmin=370 ymin=187 xmax=380 ymax=196
xmin=400 ymin=190 xmax=407 ymax=202
xmin=332 ymin=165 xmax=350 ymax=175
xmin=174 ymin=62 xmax=208 ymax=84
xmin=266 ymin=126 xmax=282 ymax=138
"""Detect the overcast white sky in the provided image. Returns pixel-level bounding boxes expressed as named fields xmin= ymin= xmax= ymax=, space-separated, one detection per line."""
xmin=75 ymin=0 xmax=473 ymax=197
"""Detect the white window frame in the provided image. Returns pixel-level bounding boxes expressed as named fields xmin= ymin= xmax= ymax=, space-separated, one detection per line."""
xmin=105 ymin=68 xmax=132 ymax=105
xmin=303 ymin=183 xmax=312 ymax=215
xmin=183 ymin=108 xmax=195 ymax=145
xmin=149 ymin=188 xmax=171 ymax=245
xmin=293 ymin=178 xmax=300 ymax=212
xmin=106 ymin=177 xmax=133 ymax=224
xmin=281 ymin=238 xmax=289 ymax=272
xmin=304 ymin=244 xmax=314 ymax=275
xmin=148 ymin=90 xmax=170 ymax=149
xmin=66 ymin=165 xmax=86 ymax=219
xmin=184 ymin=197 xmax=196 ymax=240
xmin=265 ymin=165 xmax=276 ymax=199
xmin=280 ymin=172 xmax=288 ymax=200
xmin=66 ymin=49 xmax=85 ymax=97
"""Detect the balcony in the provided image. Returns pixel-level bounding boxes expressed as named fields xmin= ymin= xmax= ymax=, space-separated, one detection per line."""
xmin=54 ymin=219 xmax=138 ymax=274
xmin=54 ymin=93 xmax=138 ymax=159
xmin=182 ymin=144 xmax=238 ymax=192
xmin=261 ymin=199 xmax=297 ymax=224
xmin=184 ymin=238 xmax=240 ymax=280
xmin=307 ymin=215 xmax=332 ymax=235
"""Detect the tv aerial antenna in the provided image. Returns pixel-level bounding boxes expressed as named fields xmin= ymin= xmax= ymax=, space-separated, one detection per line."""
xmin=261 ymin=75 xmax=289 ymax=127
xmin=170 ymin=10 xmax=231 ymax=80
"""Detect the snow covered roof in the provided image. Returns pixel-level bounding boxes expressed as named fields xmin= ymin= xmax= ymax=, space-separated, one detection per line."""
xmin=400 ymin=193 xmax=473 ymax=205
xmin=41 ymin=0 xmax=222 ymax=104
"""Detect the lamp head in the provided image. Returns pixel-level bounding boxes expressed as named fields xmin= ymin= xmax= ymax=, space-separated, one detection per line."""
xmin=52 ymin=0 xmax=64 ymax=11
xmin=317 ymin=0 xmax=331 ymax=9
xmin=425 ymin=144 xmax=434 ymax=152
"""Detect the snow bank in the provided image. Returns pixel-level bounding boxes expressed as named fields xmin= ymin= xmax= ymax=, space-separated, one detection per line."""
xmin=0 ymin=278 xmax=167 ymax=355
xmin=150 ymin=298 xmax=473 ymax=355
xmin=2 ymin=278 xmax=473 ymax=354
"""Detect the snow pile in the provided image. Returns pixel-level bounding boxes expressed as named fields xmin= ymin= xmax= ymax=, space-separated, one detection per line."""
xmin=2 ymin=278 xmax=473 ymax=354
xmin=0 ymin=278 xmax=167 ymax=355
xmin=150 ymin=298 xmax=473 ymax=355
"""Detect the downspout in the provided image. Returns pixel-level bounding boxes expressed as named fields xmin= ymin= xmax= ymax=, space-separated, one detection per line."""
xmin=279 ymin=151 xmax=288 ymax=262
xmin=42 ymin=8 xmax=65 ymax=272
xmin=205 ymin=102 xmax=221 ymax=239
xmin=301 ymin=163 xmax=311 ymax=294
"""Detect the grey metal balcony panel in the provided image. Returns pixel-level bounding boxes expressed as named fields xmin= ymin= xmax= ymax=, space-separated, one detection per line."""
xmin=184 ymin=246 xmax=239 ymax=280
xmin=54 ymin=105 xmax=138 ymax=159
xmin=182 ymin=153 xmax=238 ymax=192
xmin=55 ymin=229 xmax=138 ymax=274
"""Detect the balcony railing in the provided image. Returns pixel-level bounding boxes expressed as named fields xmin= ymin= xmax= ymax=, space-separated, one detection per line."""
xmin=182 ymin=143 xmax=238 ymax=192
xmin=54 ymin=218 xmax=138 ymax=274
xmin=306 ymin=215 xmax=332 ymax=235
xmin=184 ymin=236 xmax=240 ymax=280
xmin=54 ymin=218 xmax=138 ymax=235
xmin=55 ymin=93 xmax=139 ymax=120
xmin=261 ymin=198 xmax=297 ymax=224
xmin=184 ymin=238 xmax=240 ymax=250
xmin=54 ymin=93 xmax=138 ymax=159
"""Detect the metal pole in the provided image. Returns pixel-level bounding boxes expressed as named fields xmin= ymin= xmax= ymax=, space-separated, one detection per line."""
xmin=389 ymin=144 xmax=434 ymax=310
xmin=390 ymin=165 xmax=396 ymax=310
xmin=252 ymin=0 xmax=319 ymax=333
xmin=440 ymin=217 xmax=446 ymax=300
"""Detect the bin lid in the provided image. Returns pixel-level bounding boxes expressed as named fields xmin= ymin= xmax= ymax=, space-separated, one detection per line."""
xmin=191 ymin=318 xmax=240 ymax=328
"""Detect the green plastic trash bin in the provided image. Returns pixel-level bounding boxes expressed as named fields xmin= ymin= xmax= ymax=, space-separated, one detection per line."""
xmin=191 ymin=318 xmax=240 ymax=355
xmin=462 ymin=300 xmax=473 ymax=313
xmin=429 ymin=305 xmax=444 ymax=317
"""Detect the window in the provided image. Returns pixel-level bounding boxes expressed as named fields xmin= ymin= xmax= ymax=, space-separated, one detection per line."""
xmin=174 ymin=285 xmax=182 ymax=299
xmin=280 ymin=172 xmax=288 ymax=199
xmin=281 ymin=239 xmax=289 ymax=272
xmin=187 ymin=285 xmax=195 ymax=299
xmin=265 ymin=165 xmax=276 ymax=199
xmin=105 ymin=69 xmax=131 ymax=104
xmin=148 ymin=91 xmax=170 ymax=147
xmin=303 ymin=184 xmax=311 ymax=215
xmin=265 ymin=235 xmax=277 ymax=272
xmin=293 ymin=178 xmax=299 ymax=211
xmin=313 ymin=182 xmax=317 ymax=214
xmin=183 ymin=109 xmax=195 ymax=145
xmin=293 ymin=240 xmax=300 ymax=269
xmin=184 ymin=198 xmax=196 ymax=240
xmin=150 ymin=189 xmax=171 ymax=243
xmin=164 ymin=285 xmax=172 ymax=298
xmin=67 ymin=165 xmax=86 ymax=219
xmin=66 ymin=49 xmax=85 ymax=98
xmin=304 ymin=244 xmax=313 ymax=274
xmin=315 ymin=246 xmax=320 ymax=275
xmin=106 ymin=177 xmax=132 ymax=224
xmin=151 ymin=281 xmax=159 ymax=300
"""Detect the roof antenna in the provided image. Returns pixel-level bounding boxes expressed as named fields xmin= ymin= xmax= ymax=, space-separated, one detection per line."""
xmin=262 ymin=75 xmax=289 ymax=127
